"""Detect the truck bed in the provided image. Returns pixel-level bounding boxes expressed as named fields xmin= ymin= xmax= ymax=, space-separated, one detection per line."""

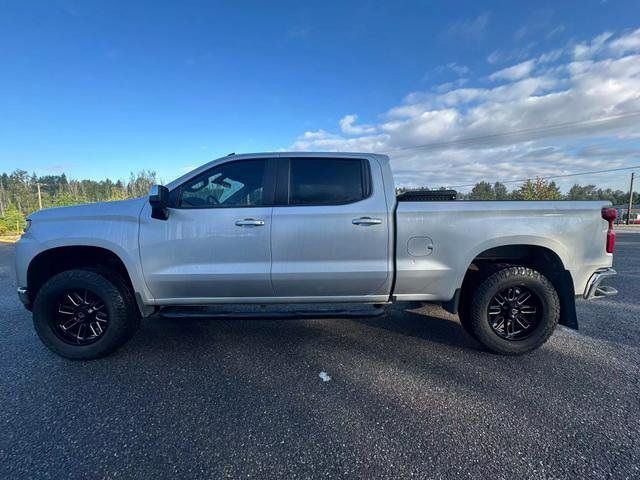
xmin=393 ymin=200 xmax=612 ymax=302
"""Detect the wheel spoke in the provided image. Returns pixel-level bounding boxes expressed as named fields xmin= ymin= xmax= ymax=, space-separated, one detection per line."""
xmin=516 ymin=292 xmax=531 ymax=305
xmin=486 ymin=285 xmax=542 ymax=341
xmin=75 ymin=323 xmax=85 ymax=343
xmin=60 ymin=318 xmax=80 ymax=330
xmin=89 ymin=322 xmax=103 ymax=337
xmin=515 ymin=315 xmax=530 ymax=330
xmin=53 ymin=289 xmax=109 ymax=346
xmin=58 ymin=305 xmax=75 ymax=315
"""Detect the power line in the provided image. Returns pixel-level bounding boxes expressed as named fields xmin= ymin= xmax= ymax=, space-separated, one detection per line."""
xmin=445 ymin=165 xmax=640 ymax=189
xmin=381 ymin=110 xmax=640 ymax=154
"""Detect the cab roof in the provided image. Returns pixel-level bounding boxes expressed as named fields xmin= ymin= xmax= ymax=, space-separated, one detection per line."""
xmin=166 ymin=151 xmax=389 ymax=190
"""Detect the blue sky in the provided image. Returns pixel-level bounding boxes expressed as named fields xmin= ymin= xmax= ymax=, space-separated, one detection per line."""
xmin=1 ymin=0 xmax=639 ymax=190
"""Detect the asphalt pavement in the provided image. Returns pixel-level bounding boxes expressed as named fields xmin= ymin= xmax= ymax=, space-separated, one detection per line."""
xmin=1 ymin=235 xmax=638 ymax=479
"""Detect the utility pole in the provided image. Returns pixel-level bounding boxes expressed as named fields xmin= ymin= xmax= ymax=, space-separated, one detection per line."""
xmin=0 ymin=178 xmax=5 ymax=216
xmin=627 ymin=172 xmax=635 ymax=225
xmin=36 ymin=182 xmax=43 ymax=210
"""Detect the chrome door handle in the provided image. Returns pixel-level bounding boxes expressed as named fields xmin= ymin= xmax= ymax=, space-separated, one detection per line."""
xmin=352 ymin=217 xmax=382 ymax=226
xmin=235 ymin=218 xmax=265 ymax=227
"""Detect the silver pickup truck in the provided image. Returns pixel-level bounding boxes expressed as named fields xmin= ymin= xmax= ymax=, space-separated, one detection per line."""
xmin=15 ymin=152 xmax=618 ymax=359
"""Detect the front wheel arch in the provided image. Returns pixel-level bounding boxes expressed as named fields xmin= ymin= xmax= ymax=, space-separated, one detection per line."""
xmin=27 ymin=246 xmax=145 ymax=317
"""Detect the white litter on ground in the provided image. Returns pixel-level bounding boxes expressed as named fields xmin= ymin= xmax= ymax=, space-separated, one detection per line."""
xmin=319 ymin=371 xmax=331 ymax=382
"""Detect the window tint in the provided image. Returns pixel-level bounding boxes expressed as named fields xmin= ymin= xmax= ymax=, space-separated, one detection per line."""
xmin=179 ymin=159 xmax=266 ymax=208
xmin=289 ymin=158 xmax=366 ymax=205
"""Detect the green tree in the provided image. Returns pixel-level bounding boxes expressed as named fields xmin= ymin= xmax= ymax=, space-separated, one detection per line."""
xmin=567 ymin=184 xmax=598 ymax=200
xmin=468 ymin=181 xmax=495 ymax=200
xmin=514 ymin=178 xmax=563 ymax=200
xmin=0 ymin=206 xmax=26 ymax=234
xmin=493 ymin=182 xmax=509 ymax=200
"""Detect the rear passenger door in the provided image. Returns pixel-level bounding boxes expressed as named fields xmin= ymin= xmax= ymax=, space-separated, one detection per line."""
xmin=270 ymin=157 xmax=390 ymax=299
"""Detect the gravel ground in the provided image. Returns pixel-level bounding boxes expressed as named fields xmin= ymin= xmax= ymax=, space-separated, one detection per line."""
xmin=0 ymin=235 xmax=638 ymax=479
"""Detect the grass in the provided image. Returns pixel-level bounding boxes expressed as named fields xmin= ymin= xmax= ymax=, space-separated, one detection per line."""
xmin=0 ymin=235 xmax=20 ymax=243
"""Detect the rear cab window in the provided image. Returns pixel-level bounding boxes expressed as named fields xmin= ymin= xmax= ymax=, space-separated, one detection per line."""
xmin=287 ymin=158 xmax=371 ymax=205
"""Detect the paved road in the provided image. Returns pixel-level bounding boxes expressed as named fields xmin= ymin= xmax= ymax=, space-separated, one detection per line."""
xmin=1 ymin=236 xmax=638 ymax=479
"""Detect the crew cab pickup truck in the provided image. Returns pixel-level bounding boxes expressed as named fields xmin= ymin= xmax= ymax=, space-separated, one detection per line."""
xmin=15 ymin=152 xmax=618 ymax=359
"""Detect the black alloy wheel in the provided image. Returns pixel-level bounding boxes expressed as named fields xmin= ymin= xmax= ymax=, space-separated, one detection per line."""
xmin=467 ymin=266 xmax=560 ymax=355
xmin=487 ymin=286 xmax=542 ymax=340
xmin=33 ymin=269 xmax=140 ymax=359
xmin=53 ymin=289 xmax=109 ymax=345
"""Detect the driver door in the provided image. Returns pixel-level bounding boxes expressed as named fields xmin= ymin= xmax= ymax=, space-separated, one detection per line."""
xmin=139 ymin=158 xmax=276 ymax=301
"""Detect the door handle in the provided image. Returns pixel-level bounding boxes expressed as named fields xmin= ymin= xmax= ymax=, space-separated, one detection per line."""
xmin=352 ymin=217 xmax=382 ymax=226
xmin=235 ymin=218 xmax=265 ymax=227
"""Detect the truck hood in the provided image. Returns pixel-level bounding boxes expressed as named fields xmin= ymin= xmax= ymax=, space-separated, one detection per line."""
xmin=29 ymin=198 xmax=147 ymax=222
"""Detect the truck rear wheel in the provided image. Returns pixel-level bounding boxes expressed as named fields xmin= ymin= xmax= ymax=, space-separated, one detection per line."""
xmin=468 ymin=266 xmax=560 ymax=355
xmin=33 ymin=269 xmax=139 ymax=360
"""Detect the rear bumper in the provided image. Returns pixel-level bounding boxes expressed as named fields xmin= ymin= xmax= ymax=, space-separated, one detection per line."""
xmin=583 ymin=268 xmax=618 ymax=300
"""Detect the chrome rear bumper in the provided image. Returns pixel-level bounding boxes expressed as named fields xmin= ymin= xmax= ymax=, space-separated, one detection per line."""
xmin=583 ymin=268 xmax=618 ymax=300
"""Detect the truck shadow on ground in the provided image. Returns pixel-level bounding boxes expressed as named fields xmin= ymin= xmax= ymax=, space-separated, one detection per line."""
xmin=129 ymin=305 xmax=481 ymax=356
xmin=351 ymin=306 xmax=481 ymax=351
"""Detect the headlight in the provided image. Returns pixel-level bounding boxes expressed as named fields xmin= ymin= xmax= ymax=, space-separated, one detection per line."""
xmin=23 ymin=219 xmax=32 ymax=234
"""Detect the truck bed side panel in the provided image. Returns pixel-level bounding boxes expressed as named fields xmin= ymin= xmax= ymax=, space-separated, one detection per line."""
xmin=394 ymin=201 xmax=612 ymax=301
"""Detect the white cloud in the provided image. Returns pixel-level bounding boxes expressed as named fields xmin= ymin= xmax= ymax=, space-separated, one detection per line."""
xmin=573 ymin=32 xmax=613 ymax=60
xmin=445 ymin=62 xmax=470 ymax=76
xmin=445 ymin=12 xmax=490 ymax=40
xmin=609 ymin=28 xmax=640 ymax=55
xmin=538 ymin=49 xmax=563 ymax=63
xmin=289 ymin=29 xmax=640 ymax=191
xmin=339 ymin=114 xmax=377 ymax=135
xmin=489 ymin=60 xmax=537 ymax=81
xmin=487 ymin=50 xmax=502 ymax=64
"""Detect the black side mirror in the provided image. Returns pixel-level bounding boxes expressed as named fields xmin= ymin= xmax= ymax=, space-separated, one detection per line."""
xmin=149 ymin=185 xmax=170 ymax=220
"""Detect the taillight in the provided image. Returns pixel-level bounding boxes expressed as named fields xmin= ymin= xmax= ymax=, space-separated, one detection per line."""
xmin=602 ymin=207 xmax=617 ymax=253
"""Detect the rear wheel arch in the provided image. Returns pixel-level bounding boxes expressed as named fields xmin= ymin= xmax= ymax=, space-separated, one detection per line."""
xmin=458 ymin=244 xmax=576 ymax=330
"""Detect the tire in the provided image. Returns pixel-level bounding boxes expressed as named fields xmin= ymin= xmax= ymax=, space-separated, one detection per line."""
xmin=33 ymin=269 xmax=139 ymax=360
xmin=457 ymin=300 xmax=478 ymax=340
xmin=458 ymin=263 xmax=510 ymax=341
xmin=468 ymin=266 xmax=560 ymax=355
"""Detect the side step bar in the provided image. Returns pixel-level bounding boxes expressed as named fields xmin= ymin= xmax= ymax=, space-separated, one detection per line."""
xmin=159 ymin=304 xmax=388 ymax=320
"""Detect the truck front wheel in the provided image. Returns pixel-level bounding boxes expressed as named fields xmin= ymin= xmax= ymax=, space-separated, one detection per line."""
xmin=33 ymin=269 xmax=139 ymax=360
xmin=468 ymin=266 xmax=560 ymax=355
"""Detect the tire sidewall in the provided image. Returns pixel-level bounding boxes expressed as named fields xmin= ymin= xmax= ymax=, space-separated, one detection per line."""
xmin=33 ymin=270 xmax=131 ymax=360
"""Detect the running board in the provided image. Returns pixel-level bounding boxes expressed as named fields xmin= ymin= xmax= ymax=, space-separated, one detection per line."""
xmin=159 ymin=304 xmax=388 ymax=320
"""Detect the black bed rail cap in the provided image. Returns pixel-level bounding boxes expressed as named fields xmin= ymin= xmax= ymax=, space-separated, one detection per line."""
xmin=397 ymin=189 xmax=457 ymax=201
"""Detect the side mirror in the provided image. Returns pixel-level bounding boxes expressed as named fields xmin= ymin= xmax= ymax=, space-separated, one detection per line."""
xmin=149 ymin=185 xmax=170 ymax=220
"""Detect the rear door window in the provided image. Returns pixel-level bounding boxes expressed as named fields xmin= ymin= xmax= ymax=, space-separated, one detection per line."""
xmin=288 ymin=158 xmax=368 ymax=205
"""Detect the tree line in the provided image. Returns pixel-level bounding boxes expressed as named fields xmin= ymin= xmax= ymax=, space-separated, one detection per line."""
xmin=398 ymin=178 xmax=635 ymax=204
xmin=0 ymin=170 xmax=157 ymax=235
xmin=0 ymin=170 xmax=636 ymax=235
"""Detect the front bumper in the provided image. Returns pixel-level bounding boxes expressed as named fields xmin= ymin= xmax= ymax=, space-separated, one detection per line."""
xmin=17 ymin=287 xmax=32 ymax=310
xmin=583 ymin=268 xmax=618 ymax=300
